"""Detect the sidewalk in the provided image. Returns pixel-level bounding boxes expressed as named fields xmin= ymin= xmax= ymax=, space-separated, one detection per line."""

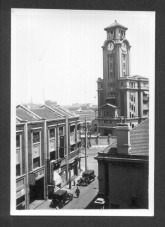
xmin=29 ymin=172 xmax=83 ymax=210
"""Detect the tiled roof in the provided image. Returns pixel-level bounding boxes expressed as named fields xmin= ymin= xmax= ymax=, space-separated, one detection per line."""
xmin=104 ymin=20 xmax=128 ymax=31
xmin=53 ymin=106 xmax=75 ymax=117
xmin=16 ymin=118 xmax=21 ymax=123
xmin=98 ymin=119 xmax=149 ymax=158
xmin=130 ymin=119 xmax=149 ymax=156
xmin=16 ymin=106 xmax=40 ymax=122
xmin=31 ymin=107 xmax=62 ymax=120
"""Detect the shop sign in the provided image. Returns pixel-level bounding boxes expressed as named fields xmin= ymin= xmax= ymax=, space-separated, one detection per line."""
xmin=33 ymin=145 xmax=40 ymax=158
xmin=35 ymin=169 xmax=44 ymax=180
xmin=70 ymin=133 xmax=75 ymax=145
xmin=16 ymin=148 xmax=20 ymax=164
xmin=50 ymin=140 xmax=55 ymax=152
xmin=16 ymin=179 xmax=24 ymax=188
xmin=29 ymin=173 xmax=36 ymax=185
xmin=16 ymin=188 xmax=25 ymax=198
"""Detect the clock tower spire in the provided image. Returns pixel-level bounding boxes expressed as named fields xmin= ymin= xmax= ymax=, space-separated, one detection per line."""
xmin=97 ymin=21 xmax=149 ymax=136
xmin=102 ymin=20 xmax=131 ymax=106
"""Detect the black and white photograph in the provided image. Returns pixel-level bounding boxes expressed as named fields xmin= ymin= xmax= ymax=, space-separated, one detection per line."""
xmin=11 ymin=9 xmax=155 ymax=216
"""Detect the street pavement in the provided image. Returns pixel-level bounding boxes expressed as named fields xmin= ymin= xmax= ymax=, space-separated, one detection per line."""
xmin=35 ymin=147 xmax=103 ymax=210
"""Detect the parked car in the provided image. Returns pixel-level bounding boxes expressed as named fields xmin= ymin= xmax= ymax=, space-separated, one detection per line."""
xmin=77 ymin=170 xmax=95 ymax=186
xmin=50 ymin=189 xmax=73 ymax=208
xmin=94 ymin=198 xmax=105 ymax=209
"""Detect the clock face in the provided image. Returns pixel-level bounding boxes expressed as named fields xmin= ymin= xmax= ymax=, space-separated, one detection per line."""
xmin=107 ymin=42 xmax=114 ymax=51
xmin=121 ymin=42 xmax=127 ymax=52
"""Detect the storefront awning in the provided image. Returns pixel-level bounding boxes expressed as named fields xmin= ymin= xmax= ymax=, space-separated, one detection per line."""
xmin=53 ymin=171 xmax=62 ymax=186
xmin=143 ymin=91 xmax=149 ymax=95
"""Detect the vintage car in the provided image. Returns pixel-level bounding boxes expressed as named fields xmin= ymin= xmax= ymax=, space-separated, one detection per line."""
xmin=77 ymin=170 xmax=95 ymax=186
xmin=94 ymin=198 xmax=105 ymax=209
xmin=50 ymin=189 xmax=73 ymax=208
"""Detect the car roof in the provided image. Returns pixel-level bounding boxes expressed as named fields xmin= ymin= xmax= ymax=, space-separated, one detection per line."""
xmin=53 ymin=189 xmax=67 ymax=196
xmin=83 ymin=170 xmax=94 ymax=174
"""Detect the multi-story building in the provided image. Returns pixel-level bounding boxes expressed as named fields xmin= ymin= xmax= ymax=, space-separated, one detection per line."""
xmin=16 ymin=104 xmax=81 ymax=209
xmin=97 ymin=21 xmax=149 ymax=136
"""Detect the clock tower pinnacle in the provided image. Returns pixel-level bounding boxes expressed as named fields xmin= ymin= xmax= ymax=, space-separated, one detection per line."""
xmin=102 ymin=21 xmax=131 ymax=106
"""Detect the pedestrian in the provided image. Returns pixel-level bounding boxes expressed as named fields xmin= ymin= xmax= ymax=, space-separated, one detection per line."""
xmin=75 ymin=187 xmax=80 ymax=198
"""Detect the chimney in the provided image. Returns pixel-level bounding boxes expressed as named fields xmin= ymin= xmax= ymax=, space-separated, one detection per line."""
xmin=116 ymin=123 xmax=131 ymax=156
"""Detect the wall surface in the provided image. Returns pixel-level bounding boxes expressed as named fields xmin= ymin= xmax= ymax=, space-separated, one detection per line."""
xmin=108 ymin=161 xmax=148 ymax=208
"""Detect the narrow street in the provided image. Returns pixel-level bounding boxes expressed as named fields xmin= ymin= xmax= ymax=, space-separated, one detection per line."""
xmin=36 ymin=147 xmax=105 ymax=210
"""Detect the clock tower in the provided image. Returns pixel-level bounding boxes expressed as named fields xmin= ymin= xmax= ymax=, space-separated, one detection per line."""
xmin=97 ymin=21 xmax=149 ymax=136
xmin=102 ymin=20 xmax=131 ymax=106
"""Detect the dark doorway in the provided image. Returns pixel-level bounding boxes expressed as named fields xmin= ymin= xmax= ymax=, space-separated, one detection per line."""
xmin=59 ymin=136 xmax=64 ymax=158
xmin=74 ymin=160 xmax=78 ymax=176
xmin=104 ymin=129 xmax=112 ymax=136
xmin=29 ymin=177 xmax=44 ymax=203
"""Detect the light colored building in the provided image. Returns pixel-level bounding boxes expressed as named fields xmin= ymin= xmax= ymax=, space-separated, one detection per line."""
xmin=16 ymin=104 xmax=81 ymax=209
xmin=97 ymin=21 xmax=149 ymax=136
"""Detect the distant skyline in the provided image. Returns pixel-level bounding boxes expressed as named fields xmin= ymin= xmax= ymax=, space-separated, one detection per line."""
xmin=11 ymin=9 xmax=155 ymax=106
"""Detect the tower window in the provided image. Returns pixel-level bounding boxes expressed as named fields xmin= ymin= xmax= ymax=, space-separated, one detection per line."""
xmin=110 ymin=72 xmax=113 ymax=77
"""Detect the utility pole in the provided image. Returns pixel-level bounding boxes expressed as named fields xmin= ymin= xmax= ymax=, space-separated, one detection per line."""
xmin=85 ymin=116 xmax=87 ymax=170
xmin=44 ymin=119 xmax=48 ymax=200
xmin=65 ymin=117 xmax=69 ymax=182
xmin=24 ymin=122 xmax=29 ymax=209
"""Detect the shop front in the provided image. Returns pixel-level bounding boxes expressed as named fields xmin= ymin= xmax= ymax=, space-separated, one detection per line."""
xmin=29 ymin=167 xmax=45 ymax=203
xmin=16 ymin=176 xmax=25 ymax=210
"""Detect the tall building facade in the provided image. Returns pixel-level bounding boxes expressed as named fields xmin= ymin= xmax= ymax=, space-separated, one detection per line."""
xmin=97 ymin=21 xmax=149 ymax=136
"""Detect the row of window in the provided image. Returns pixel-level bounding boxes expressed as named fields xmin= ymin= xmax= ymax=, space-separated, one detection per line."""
xmin=130 ymin=112 xmax=135 ymax=118
xmin=129 ymin=82 xmax=136 ymax=88
xmin=129 ymin=103 xmax=136 ymax=112
xmin=16 ymin=125 xmax=80 ymax=177
xmin=108 ymin=72 xmax=114 ymax=78
xmin=130 ymin=93 xmax=136 ymax=102
xmin=108 ymin=82 xmax=115 ymax=87
xmin=119 ymin=29 xmax=125 ymax=36
xmin=108 ymin=92 xmax=116 ymax=96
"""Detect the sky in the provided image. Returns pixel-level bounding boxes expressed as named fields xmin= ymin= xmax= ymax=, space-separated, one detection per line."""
xmin=11 ymin=9 xmax=155 ymax=106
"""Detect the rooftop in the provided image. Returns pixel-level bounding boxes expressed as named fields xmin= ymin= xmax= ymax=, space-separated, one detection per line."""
xmin=130 ymin=119 xmax=149 ymax=156
xmin=96 ymin=119 xmax=149 ymax=159
xmin=31 ymin=106 xmax=63 ymax=120
xmin=104 ymin=20 xmax=128 ymax=31
xmin=16 ymin=105 xmax=41 ymax=122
